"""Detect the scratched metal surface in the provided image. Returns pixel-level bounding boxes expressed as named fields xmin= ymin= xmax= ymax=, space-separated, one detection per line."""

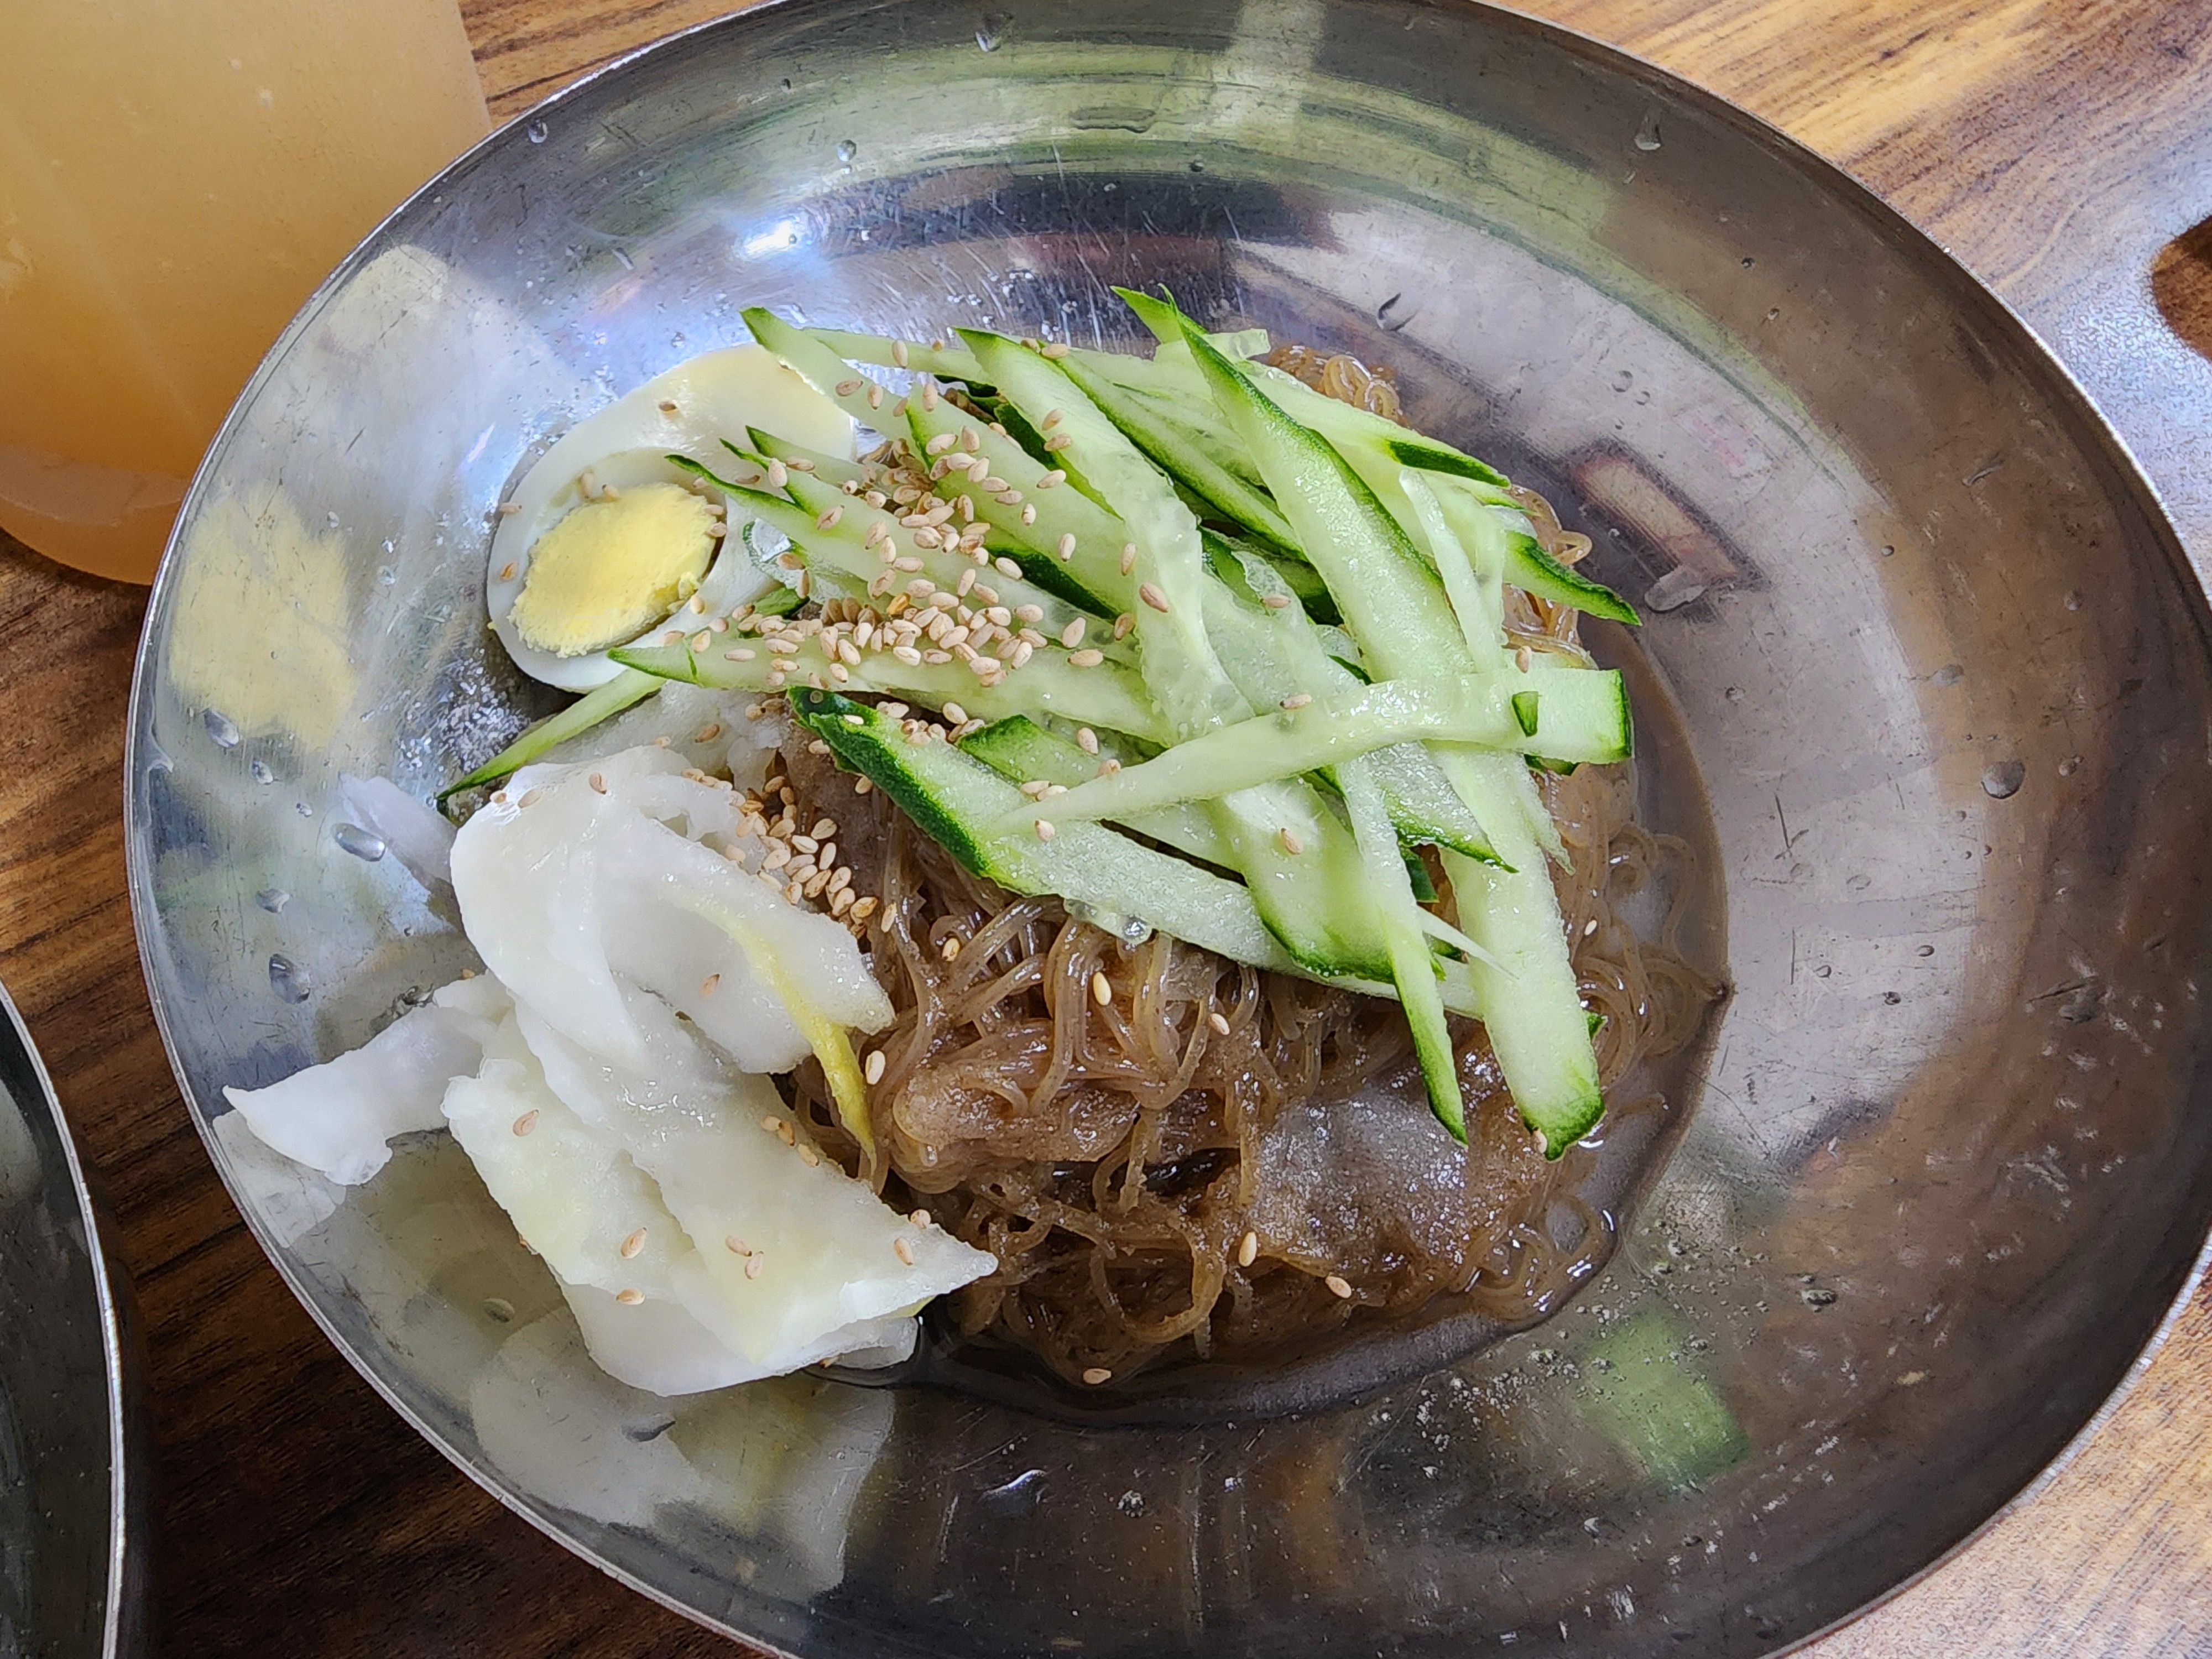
xmin=124 ymin=0 xmax=2212 ymax=1653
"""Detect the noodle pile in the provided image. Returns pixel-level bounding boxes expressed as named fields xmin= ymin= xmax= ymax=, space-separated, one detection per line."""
xmin=781 ymin=349 xmax=1714 ymax=1387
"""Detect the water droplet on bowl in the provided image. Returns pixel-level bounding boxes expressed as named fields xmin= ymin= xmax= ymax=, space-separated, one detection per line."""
xmin=333 ymin=822 xmax=387 ymax=862
xmin=2063 ymin=589 xmax=2083 ymax=612
xmin=975 ymin=12 xmax=1011 ymax=49
xmin=203 ymin=708 xmax=241 ymax=748
xmin=254 ymin=887 xmax=288 ymax=914
xmin=1117 ymin=1489 xmax=1144 ymax=1515
xmin=268 ymin=953 xmax=312 ymax=1003
xmin=1846 ymin=873 xmax=1872 ymax=892
xmin=483 ymin=1296 xmax=515 ymax=1323
xmin=1612 ymin=369 xmax=1634 ymax=392
xmin=1633 ymin=112 xmax=1663 ymax=152
xmin=1931 ymin=663 xmax=1963 ymax=686
xmin=836 ymin=137 xmax=857 ymax=163
xmin=377 ymin=566 xmax=395 ymax=586
xmin=249 ymin=759 xmax=274 ymax=784
xmin=1982 ymin=760 xmax=2026 ymax=799
xmin=1723 ymin=685 xmax=1744 ymax=702
xmin=295 ymin=801 xmax=314 ymax=818
xmin=525 ymin=118 xmax=549 ymax=144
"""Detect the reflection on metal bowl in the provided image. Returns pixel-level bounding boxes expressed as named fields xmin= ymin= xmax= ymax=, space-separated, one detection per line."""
xmin=126 ymin=0 xmax=2212 ymax=1653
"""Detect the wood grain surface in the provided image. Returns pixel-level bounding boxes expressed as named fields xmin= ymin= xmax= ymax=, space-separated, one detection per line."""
xmin=4 ymin=1 xmax=2208 ymax=1653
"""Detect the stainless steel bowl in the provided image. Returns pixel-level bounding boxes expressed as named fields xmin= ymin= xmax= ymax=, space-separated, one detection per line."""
xmin=126 ymin=0 xmax=2212 ymax=1652
xmin=0 ymin=983 xmax=147 ymax=1657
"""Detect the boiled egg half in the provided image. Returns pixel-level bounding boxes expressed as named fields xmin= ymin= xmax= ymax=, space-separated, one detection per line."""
xmin=488 ymin=345 xmax=852 ymax=691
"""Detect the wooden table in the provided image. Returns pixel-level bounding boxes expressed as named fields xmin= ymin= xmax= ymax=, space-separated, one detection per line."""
xmin=7 ymin=1 xmax=2208 ymax=1652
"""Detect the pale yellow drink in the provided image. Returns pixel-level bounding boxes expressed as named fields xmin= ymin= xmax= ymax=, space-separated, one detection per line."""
xmin=0 ymin=0 xmax=491 ymax=582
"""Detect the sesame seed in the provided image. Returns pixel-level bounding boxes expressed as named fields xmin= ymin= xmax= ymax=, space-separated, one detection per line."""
xmin=726 ymin=1234 xmax=749 ymax=1254
xmin=1516 ymin=645 xmax=1534 ymax=672
xmin=1097 ymin=758 xmax=1121 ymax=777
xmin=760 ymin=1114 xmax=784 ymax=1136
xmin=797 ymin=1141 xmax=821 ymax=1167
xmin=892 ymin=340 xmax=910 ymax=368
xmin=817 ymin=505 xmax=844 ymax=530
xmin=959 ymin=426 xmax=981 ymax=453
xmin=745 ymin=1253 xmax=766 ymax=1279
xmin=659 ymin=398 xmax=680 ymax=414
xmin=1325 ymin=1275 xmax=1354 ymax=1300
xmin=700 ymin=973 xmax=721 ymax=996
xmin=1041 ymin=409 xmax=1064 ymax=430
xmin=864 ymin=1048 xmax=887 ymax=1084
xmin=1068 ymin=648 xmax=1104 ymax=668
xmin=1082 ymin=1366 xmax=1112 ymax=1384
xmin=1139 ymin=582 xmax=1170 ymax=613
xmin=1113 ymin=613 xmax=1136 ymax=640
xmin=1279 ymin=827 xmax=1305 ymax=854
xmin=512 ymin=1110 xmax=539 ymax=1136
xmin=1238 ymin=1230 xmax=1259 ymax=1267
xmin=497 ymin=501 xmax=522 ymax=517
xmin=1035 ymin=818 xmax=1056 ymax=841
xmin=1042 ymin=342 xmax=1072 ymax=359
xmin=1076 ymin=727 xmax=1099 ymax=754
xmin=766 ymin=459 xmax=788 ymax=489
xmin=1209 ymin=1010 xmax=1231 ymax=1035
xmin=867 ymin=384 xmax=885 ymax=410
xmin=588 ymin=773 xmax=607 ymax=793
xmin=498 ymin=561 xmax=517 ymax=582
xmin=1119 ymin=542 xmax=1138 ymax=576
xmin=1044 ymin=432 xmax=1073 ymax=453
xmin=777 ymin=1120 xmax=797 ymax=1146
xmin=926 ymin=432 xmax=956 ymax=456
xmin=1060 ymin=617 xmax=1087 ymax=648
xmin=940 ymin=935 xmax=962 ymax=962
xmin=1056 ymin=531 xmax=1077 ymax=561
xmin=893 ymin=1235 xmax=916 ymax=1265
xmin=1035 ymin=469 xmax=1066 ymax=489
xmin=1280 ymin=693 xmax=1313 ymax=710
xmin=995 ymin=556 xmax=1022 ymax=578
xmin=616 ymin=1287 xmax=645 ymax=1305
xmin=1092 ymin=971 xmax=1112 ymax=1007
xmin=692 ymin=630 xmax=713 ymax=650
xmin=836 ymin=378 xmax=863 ymax=397
xmin=726 ymin=646 xmax=757 ymax=661
xmin=1020 ymin=503 xmax=1039 ymax=525
xmin=1262 ymin=592 xmax=1293 ymax=610
xmin=517 ymin=788 xmax=543 ymax=808
xmin=621 ymin=1228 xmax=647 ymax=1259
xmin=919 ymin=381 xmax=940 ymax=411
xmin=1584 ymin=917 xmax=1600 ymax=936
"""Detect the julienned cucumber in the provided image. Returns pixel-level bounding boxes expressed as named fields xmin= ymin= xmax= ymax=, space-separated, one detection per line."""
xmin=1167 ymin=304 xmax=1604 ymax=1155
xmin=1013 ymin=666 xmax=1630 ymax=831
xmin=958 ymin=716 xmax=1237 ymax=869
xmin=438 ymin=668 xmax=661 ymax=803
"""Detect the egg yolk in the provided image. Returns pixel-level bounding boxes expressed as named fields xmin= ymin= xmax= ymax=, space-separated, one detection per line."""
xmin=508 ymin=482 xmax=715 ymax=657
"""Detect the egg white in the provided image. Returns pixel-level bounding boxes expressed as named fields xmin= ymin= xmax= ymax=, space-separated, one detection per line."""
xmin=488 ymin=345 xmax=853 ymax=691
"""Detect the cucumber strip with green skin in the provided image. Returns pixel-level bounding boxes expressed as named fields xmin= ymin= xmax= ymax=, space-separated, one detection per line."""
xmin=1380 ymin=433 xmax=1510 ymax=489
xmin=958 ymin=717 xmax=1235 ymax=868
xmin=1202 ymin=528 xmax=1340 ymax=623
xmin=802 ymin=328 xmax=985 ymax=383
xmin=1499 ymin=525 xmax=1642 ymax=625
xmin=790 ymin=690 xmax=1303 ymax=971
xmin=1402 ymin=468 xmax=1503 ymax=651
xmin=903 ymin=396 xmax=1134 ymax=614
xmin=1058 ymin=347 xmax=1300 ymax=551
xmin=744 ymin=427 xmax=868 ymax=489
xmin=612 ymin=630 xmax=1170 ymax=742
xmin=961 ymin=327 xmax=1397 ymax=981
xmin=1511 ymin=691 xmax=1541 ymax=736
xmin=958 ymin=328 xmax=1243 ymax=736
xmin=743 ymin=308 xmax=901 ymax=427
xmin=771 ymin=468 xmax=1114 ymax=649
xmin=1199 ymin=549 xmax=1500 ymax=862
xmin=1339 ymin=754 xmax=1465 ymax=1136
xmin=1168 ymin=305 xmax=1604 ymax=1151
xmin=437 ymin=668 xmax=661 ymax=802
xmin=1435 ymin=752 xmax=1603 ymax=1156
xmin=1019 ymin=665 xmax=1629 ymax=830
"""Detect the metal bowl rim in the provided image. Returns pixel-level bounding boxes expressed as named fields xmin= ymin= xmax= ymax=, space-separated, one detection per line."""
xmin=118 ymin=0 xmax=2212 ymax=1650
